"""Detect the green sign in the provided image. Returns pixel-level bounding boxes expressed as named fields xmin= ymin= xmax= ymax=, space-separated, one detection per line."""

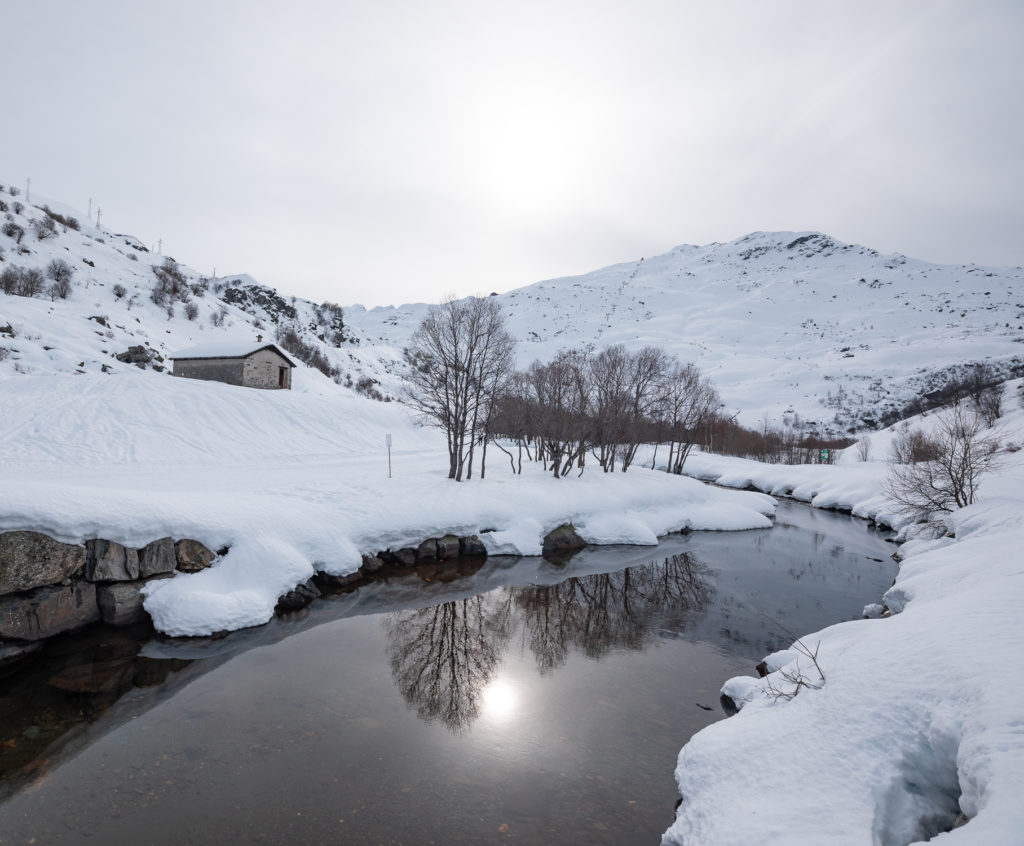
xmin=820 ymin=448 xmax=830 ymax=462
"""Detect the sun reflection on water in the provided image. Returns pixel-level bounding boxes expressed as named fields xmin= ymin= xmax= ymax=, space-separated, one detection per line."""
xmin=481 ymin=678 xmax=520 ymax=720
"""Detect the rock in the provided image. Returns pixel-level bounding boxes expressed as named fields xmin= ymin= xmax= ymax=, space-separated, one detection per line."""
xmin=138 ymin=537 xmax=177 ymax=577
xmin=115 ymin=344 xmax=152 ymax=365
xmin=437 ymin=534 xmax=461 ymax=560
xmin=393 ymin=548 xmax=417 ymax=567
xmin=0 ymin=531 xmax=86 ymax=595
xmin=85 ymin=539 xmax=140 ymax=581
xmin=359 ymin=554 xmax=384 ymax=574
xmin=416 ymin=538 xmax=439 ymax=561
xmin=96 ymin=582 xmax=149 ymax=626
xmin=175 ymin=539 xmax=216 ymax=573
xmin=755 ymin=661 xmax=769 ymax=678
xmin=542 ymin=523 xmax=588 ymax=555
xmin=458 ymin=535 xmax=488 ymax=557
xmin=0 ymin=582 xmax=100 ymax=640
xmin=275 ymin=579 xmax=321 ymax=614
xmin=313 ymin=571 xmax=364 ymax=592
xmin=719 ymin=692 xmax=740 ymax=717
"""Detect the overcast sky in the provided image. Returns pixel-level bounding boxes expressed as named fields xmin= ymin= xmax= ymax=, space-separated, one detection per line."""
xmin=4 ymin=1 xmax=1022 ymax=307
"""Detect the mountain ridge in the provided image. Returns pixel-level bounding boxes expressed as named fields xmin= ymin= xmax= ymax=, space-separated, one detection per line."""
xmin=2 ymin=182 xmax=1022 ymax=435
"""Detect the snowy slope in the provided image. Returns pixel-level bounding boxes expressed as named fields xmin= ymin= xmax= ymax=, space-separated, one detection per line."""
xmin=346 ymin=231 xmax=1024 ymax=431
xmin=4 ymin=181 xmax=1022 ymax=434
xmin=662 ymin=381 xmax=1024 ymax=845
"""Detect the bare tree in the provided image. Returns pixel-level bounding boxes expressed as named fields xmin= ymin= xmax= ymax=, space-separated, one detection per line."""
xmin=889 ymin=424 xmax=942 ymax=465
xmin=855 ymin=437 xmax=871 ymax=462
xmin=884 ymin=404 xmax=1002 ymax=526
xmin=659 ymin=363 xmax=720 ymax=474
xmin=403 ymin=296 xmax=515 ymax=480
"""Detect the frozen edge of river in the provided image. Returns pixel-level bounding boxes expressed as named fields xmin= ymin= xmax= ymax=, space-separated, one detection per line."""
xmin=664 ymin=441 xmax=1024 ymax=845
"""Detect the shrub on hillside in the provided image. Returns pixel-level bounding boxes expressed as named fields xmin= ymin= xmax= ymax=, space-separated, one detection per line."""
xmin=40 ymin=205 xmax=80 ymax=231
xmin=12 ymin=202 xmax=23 ymax=215
xmin=151 ymin=257 xmax=190 ymax=303
xmin=276 ymin=324 xmax=340 ymax=381
xmin=0 ymin=266 xmax=17 ymax=294
xmin=33 ymin=217 xmax=57 ymax=240
xmin=0 ymin=200 xmax=7 ymax=213
xmin=8 ymin=187 xmax=19 ymax=197
xmin=46 ymin=258 xmax=74 ymax=285
xmin=889 ymin=425 xmax=941 ymax=464
xmin=112 ymin=283 xmax=127 ymax=300
xmin=885 ymin=404 xmax=1002 ymax=527
xmin=1 ymin=266 xmax=46 ymax=298
xmin=49 ymin=278 xmax=72 ymax=300
xmin=184 ymin=301 xmax=200 ymax=321
xmin=2 ymin=222 xmax=25 ymax=244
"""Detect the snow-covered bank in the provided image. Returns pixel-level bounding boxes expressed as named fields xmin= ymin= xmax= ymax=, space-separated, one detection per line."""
xmin=664 ymin=389 xmax=1024 ymax=844
xmin=0 ymin=371 xmax=774 ymax=637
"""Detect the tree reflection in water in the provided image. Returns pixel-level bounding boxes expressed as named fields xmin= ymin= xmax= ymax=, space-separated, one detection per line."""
xmin=386 ymin=596 xmax=514 ymax=731
xmin=385 ymin=553 xmax=714 ymax=730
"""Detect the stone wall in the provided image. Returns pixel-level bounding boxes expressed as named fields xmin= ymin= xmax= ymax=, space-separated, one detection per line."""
xmin=172 ymin=358 xmax=245 ymax=386
xmin=0 ymin=523 xmax=585 ymax=668
xmin=0 ymin=531 xmax=216 ymax=669
xmin=242 ymin=347 xmax=292 ymax=389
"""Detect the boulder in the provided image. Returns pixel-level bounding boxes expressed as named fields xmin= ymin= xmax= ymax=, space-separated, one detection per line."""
xmin=416 ymin=538 xmax=439 ymax=561
xmin=96 ymin=582 xmax=149 ymax=627
xmin=542 ymin=523 xmax=588 ymax=555
xmin=175 ymin=539 xmax=216 ymax=573
xmin=393 ymin=547 xmax=417 ymax=567
xmin=275 ymin=579 xmax=321 ymax=614
xmin=0 ymin=531 xmax=86 ymax=595
xmin=85 ymin=539 xmax=140 ymax=581
xmin=115 ymin=344 xmax=153 ymax=365
xmin=437 ymin=534 xmax=461 ymax=560
xmin=360 ymin=554 xmax=384 ymax=574
xmin=0 ymin=582 xmax=100 ymax=641
xmin=458 ymin=535 xmax=488 ymax=558
xmin=138 ymin=537 xmax=177 ymax=577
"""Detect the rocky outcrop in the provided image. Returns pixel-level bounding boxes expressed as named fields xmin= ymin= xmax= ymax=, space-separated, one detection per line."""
xmin=85 ymin=539 xmax=140 ymax=581
xmin=138 ymin=537 xmax=177 ymax=577
xmin=542 ymin=523 xmax=588 ymax=555
xmin=0 ymin=531 xmax=86 ymax=595
xmin=0 ymin=582 xmax=100 ymax=640
xmin=174 ymin=539 xmax=216 ymax=573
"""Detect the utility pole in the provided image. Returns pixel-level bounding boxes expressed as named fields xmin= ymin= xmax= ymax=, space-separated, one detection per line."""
xmin=96 ymin=207 xmax=102 ymax=230
xmin=88 ymin=198 xmax=92 ymax=221
xmin=157 ymin=238 xmax=162 ymax=255
xmin=25 ymin=177 xmax=30 ymax=204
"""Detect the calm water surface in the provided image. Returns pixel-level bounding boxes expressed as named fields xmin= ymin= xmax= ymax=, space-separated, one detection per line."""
xmin=0 ymin=501 xmax=895 ymax=845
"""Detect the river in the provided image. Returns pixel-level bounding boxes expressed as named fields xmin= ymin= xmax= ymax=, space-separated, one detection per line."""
xmin=0 ymin=500 xmax=896 ymax=844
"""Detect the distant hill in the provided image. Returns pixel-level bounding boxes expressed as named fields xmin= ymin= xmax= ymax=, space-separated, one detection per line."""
xmin=2 ymin=180 xmax=1022 ymax=434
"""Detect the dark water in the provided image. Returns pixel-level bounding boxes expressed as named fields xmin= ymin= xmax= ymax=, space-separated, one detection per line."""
xmin=0 ymin=501 xmax=895 ymax=845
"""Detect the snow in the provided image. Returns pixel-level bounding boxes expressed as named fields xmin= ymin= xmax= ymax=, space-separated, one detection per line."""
xmin=0 ymin=369 xmax=774 ymax=637
xmin=169 ymin=340 xmax=292 ymax=361
xmin=663 ymin=382 xmax=1024 ymax=845
xmin=4 ymin=182 xmax=1024 ymax=841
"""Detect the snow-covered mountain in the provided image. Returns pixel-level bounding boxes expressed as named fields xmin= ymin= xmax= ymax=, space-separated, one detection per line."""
xmin=2 ymin=181 xmax=1022 ymax=433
